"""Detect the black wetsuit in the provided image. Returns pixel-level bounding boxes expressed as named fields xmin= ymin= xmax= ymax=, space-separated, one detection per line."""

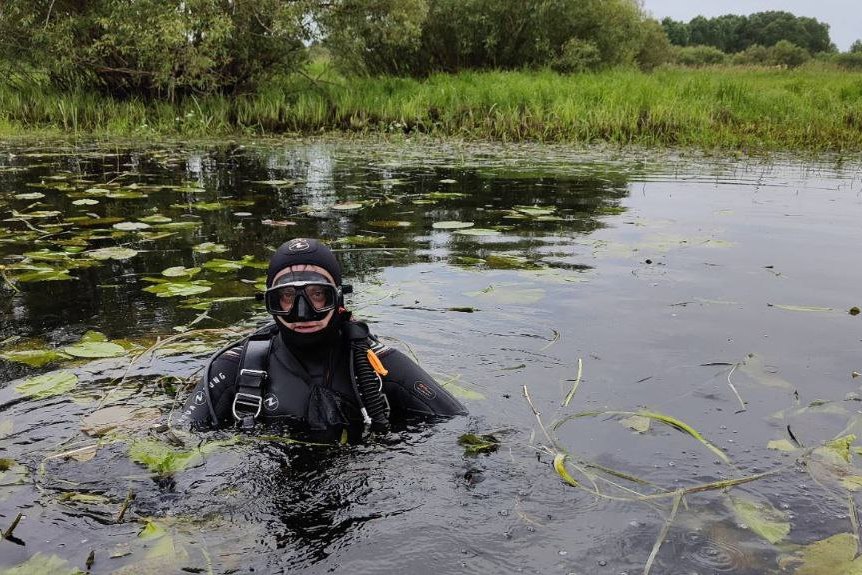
xmin=177 ymin=323 xmax=466 ymax=440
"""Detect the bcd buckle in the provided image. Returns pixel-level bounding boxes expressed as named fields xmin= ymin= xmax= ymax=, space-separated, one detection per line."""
xmin=232 ymin=392 xmax=263 ymax=421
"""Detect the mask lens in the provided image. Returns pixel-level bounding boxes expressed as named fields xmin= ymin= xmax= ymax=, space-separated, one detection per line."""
xmin=265 ymin=282 xmax=337 ymax=316
xmin=303 ymin=284 xmax=335 ymax=311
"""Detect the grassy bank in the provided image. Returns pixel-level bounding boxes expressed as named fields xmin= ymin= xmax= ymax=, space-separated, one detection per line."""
xmin=2 ymin=67 xmax=862 ymax=151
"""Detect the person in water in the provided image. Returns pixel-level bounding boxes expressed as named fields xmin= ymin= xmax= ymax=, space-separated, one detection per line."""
xmin=176 ymin=238 xmax=466 ymax=440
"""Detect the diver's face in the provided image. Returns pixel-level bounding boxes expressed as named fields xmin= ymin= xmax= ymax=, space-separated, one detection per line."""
xmin=271 ymin=264 xmax=336 ymax=334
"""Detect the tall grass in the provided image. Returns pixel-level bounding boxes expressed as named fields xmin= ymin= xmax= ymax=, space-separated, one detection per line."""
xmin=2 ymin=66 xmax=862 ymax=151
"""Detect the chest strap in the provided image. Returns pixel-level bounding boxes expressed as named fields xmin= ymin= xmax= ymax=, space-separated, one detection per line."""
xmin=233 ymin=336 xmax=272 ymax=429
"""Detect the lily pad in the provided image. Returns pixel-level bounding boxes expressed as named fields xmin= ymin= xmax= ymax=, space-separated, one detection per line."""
xmin=0 ymin=348 xmax=70 ymax=368
xmin=13 ymin=192 xmax=45 ymax=200
xmin=334 ymin=235 xmax=385 ymax=246
xmin=106 ymin=190 xmax=147 ymax=199
xmin=139 ymin=214 xmax=172 ymax=224
xmin=143 ymin=280 xmax=212 ymax=298
xmin=155 ymin=221 xmax=202 ymax=230
xmin=113 ymin=221 xmax=151 ymax=231
xmin=454 ymin=228 xmax=502 ymax=237
xmin=729 ymin=494 xmax=790 ymax=544
xmin=193 ymin=242 xmax=228 ymax=254
xmin=201 ymin=259 xmax=245 ymax=273
xmin=12 ymin=265 xmax=73 ymax=282
xmin=432 ymin=221 xmax=474 ymax=230
xmin=15 ymin=370 xmax=78 ymax=399
xmin=332 ymin=201 xmax=364 ymax=211
xmin=161 ymin=266 xmax=201 ymax=278
xmin=63 ymin=340 xmax=127 ymax=359
xmin=71 ymin=198 xmax=99 ymax=206
xmin=88 ymin=246 xmax=139 ymax=261
xmin=786 ymin=533 xmax=862 ymax=575
xmin=369 ymin=220 xmax=411 ymax=228
xmin=0 ymin=553 xmax=80 ymax=575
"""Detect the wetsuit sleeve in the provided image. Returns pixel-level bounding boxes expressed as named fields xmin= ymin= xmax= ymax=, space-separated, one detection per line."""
xmin=373 ymin=343 xmax=467 ymax=419
xmin=174 ymin=346 xmax=241 ymax=429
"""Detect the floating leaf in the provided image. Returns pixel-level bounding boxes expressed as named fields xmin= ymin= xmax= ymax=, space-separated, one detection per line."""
xmin=785 ymin=533 xmax=862 ymax=575
xmin=824 ymin=435 xmax=856 ymax=464
xmin=201 ymin=258 xmax=244 ymax=273
xmin=0 ymin=553 xmax=80 ymax=575
xmin=193 ymin=242 xmax=228 ymax=254
xmin=251 ymin=179 xmax=295 ymax=186
xmin=58 ymin=492 xmax=110 ymax=505
xmin=553 ymin=453 xmax=579 ymax=487
xmin=636 ymin=410 xmax=730 ymax=464
xmin=454 ymin=228 xmax=502 ymax=236
xmin=0 ymin=348 xmax=70 ymax=367
xmin=82 ymin=406 xmax=160 ymax=437
xmin=113 ymin=221 xmax=151 ymax=231
xmin=143 ymin=280 xmax=212 ymax=298
xmin=128 ymin=438 xmax=234 ymax=475
xmin=767 ymin=439 xmax=798 ymax=452
xmin=106 ymin=190 xmax=147 ymax=199
xmin=842 ymin=476 xmax=862 ymax=492
xmin=851 ymin=307 xmax=860 ymax=316
xmin=180 ymin=296 xmax=255 ymax=311
xmin=261 ymin=219 xmax=297 ymax=227
xmin=22 ymin=249 xmax=71 ymax=262
xmin=739 ymin=353 xmax=793 ymax=390
xmin=71 ymin=198 xmax=99 ymax=206
xmin=334 ymin=235 xmax=385 ymax=246
xmin=88 ymin=246 xmax=138 ymax=261
xmin=11 ymin=265 xmax=73 ymax=282
xmin=15 ymin=370 xmax=78 ymax=399
xmin=513 ymin=205 xmax=556 ymax=217
xmin=729 ymin=494 xmax=790 ymax=544
xmin=332 ymin=202 xmax=364 ymax=211
xmin=432 ymin=221 xmax=474 ymax=230
xmin=0 ymin=420 xmax=12 ymax=439
xmin=368 ymin=220 xmax=411 ymax=228
xmin=620 ymin=415 xmax=651 ymax=434
xmin=138 ymin=214 xmax=172 ymax=224
xmin=424 ymin=192 xmax=466 ymax=200
xmin=63 ymin=340 xmax=127 ymax=359
xmin=484 ymin=254 xmax=540 ymax=270
xmin=769 ymin=304 xmax=834 ymax=313
xmin=458 ymin=433 xmax=500 ymax=455
xmin=161 ymin=266 xmax=201 ymax=278
xmin=439 ymin=179 xmax=457 ymax=184
xmin=155 ymin=221 xmax=201 ymax=230
xmin=14 ymin=192 xmax=45 ymax=200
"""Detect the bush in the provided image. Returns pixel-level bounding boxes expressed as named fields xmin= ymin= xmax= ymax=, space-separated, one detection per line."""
xmin=673 ymin=45 xmax=727 ymax=67
xmin=636 ymin=19 xmax=673 ymax=71
xmin=836 ymin=52 xmax=862 ymax=70
xmin=732 ymin=44 xmax=770 ymax=66
xmin=552 ymin=39 xmax=602 ymax=73
xmin=768 ymin=40 xmax=809 ymax=68
xmin=850 ymin=40 xmax=862 ymax=54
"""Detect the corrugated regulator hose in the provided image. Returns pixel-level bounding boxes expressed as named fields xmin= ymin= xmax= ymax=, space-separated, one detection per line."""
xmin=350 ymin=336 xmax=390 ymax=432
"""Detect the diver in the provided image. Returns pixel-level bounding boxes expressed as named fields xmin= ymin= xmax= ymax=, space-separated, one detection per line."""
xmin=176 ymin=238 xmax=466 ymax=441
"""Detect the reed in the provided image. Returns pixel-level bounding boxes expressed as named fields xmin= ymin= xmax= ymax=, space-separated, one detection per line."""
xmin=2 ymin=66 xmax=862 ymax=151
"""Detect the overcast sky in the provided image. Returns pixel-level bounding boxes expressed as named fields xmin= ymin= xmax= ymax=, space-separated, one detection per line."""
xmin=641 ymin=0 xmax=859 ymax=51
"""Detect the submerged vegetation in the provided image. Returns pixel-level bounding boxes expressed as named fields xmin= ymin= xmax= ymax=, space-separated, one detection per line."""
xmin=2 ymin=66 xmax=862 ymax=151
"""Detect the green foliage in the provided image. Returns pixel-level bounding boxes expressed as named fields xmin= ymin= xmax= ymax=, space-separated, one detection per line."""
xmin=836 ymin=52 xmax=862 ymax=71
xmin=323 ymin=0 xmax=650 ymax=75
xmin=551 ymin=39 xmax=601 ymax=73
xmin=672 ymin=45 xmax=728 ymax=67
xmin=636 ymin=19 xmax=674 ymax=71
xmin=851 ymin=40 xmax=862 ymax=54
xmin=768 ymin=40 xmax=810 ymax=68
xmin=732 ymin=44 xmax=771 ymax=66
xmin=0 ymin=0 xmax=311 ymax=98
xmin=662 ymin=11 xmax=831 ymax=55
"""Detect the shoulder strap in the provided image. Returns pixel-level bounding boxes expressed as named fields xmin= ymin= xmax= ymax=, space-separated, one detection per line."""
xmin=232 ymin=332 xmax=274 ymax=429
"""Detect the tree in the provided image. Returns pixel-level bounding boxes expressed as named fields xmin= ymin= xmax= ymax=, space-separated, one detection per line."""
xmin=0 ymin=0 xmax=312 ymax=98
xmin=661 ymin=17 xmax=689 ymax=46
xmin=636 ymin=19 xmax=673 ymax=71
xmin=850 ymin=40 xmax=862 ymax=54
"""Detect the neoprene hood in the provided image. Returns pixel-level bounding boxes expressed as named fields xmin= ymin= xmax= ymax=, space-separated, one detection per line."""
xmin=266 ymin=238 xmax=342 ymax=288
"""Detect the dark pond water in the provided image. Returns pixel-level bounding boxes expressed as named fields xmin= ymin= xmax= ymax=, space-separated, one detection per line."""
xmin=1 ymin=139 xmax=862 ymax=574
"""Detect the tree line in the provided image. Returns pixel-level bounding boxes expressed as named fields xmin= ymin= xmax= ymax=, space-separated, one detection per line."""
xmin=0 ymin=1 xmax=859 ymax=101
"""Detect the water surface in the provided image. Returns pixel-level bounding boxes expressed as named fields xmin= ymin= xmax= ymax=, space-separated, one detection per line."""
xmin=1 ymin=139 xmax=862 ymax=574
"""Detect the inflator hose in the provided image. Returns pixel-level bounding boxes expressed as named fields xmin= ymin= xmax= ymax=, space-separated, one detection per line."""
xmin=350 ymin=336 xmax=390 ymax=432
